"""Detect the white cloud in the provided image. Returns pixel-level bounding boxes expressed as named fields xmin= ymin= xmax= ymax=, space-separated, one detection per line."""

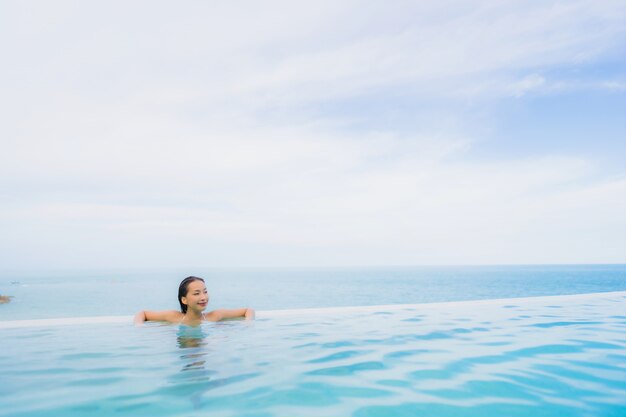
xmin=509 ymin=74 xmax=546 ymax=97
xmin=600 ymin=81 xmax=626 ymax=91
xmin=0 ymin=0 xmax=624 ymax=267
xmin=3 ymin=128 xmax=623 ymax=266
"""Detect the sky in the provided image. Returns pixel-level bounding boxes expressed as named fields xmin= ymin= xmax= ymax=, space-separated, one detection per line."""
xmin=0 ymin=1 xmax=625 ymax=269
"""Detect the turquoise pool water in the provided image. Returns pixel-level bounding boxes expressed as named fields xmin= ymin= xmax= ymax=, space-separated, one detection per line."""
xmin=2 ymin=292 xmax=625 ymax=417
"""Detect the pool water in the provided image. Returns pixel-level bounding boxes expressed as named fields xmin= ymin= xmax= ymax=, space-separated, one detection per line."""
xmin=1 ymin=292 xmax=625 ymax=417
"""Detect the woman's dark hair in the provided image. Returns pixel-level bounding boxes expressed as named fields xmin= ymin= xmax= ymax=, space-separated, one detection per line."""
xmin=178 ymin=276 xmax=205 ymax=313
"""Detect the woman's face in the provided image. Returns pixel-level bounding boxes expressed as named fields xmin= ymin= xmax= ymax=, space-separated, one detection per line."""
xmin=181 ymin=280 xmax=209 ymax=312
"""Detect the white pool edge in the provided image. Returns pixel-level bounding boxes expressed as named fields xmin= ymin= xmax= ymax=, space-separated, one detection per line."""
xmin=2 ymin=290 xmax=625 ymax=329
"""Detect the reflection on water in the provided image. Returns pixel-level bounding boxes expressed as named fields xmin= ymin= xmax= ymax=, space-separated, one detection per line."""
xmin=171 ymin=325 xmax=214 ymax=410
xmin=177 ymin=325 xmax=208 ymax=349
xmin=170 ymin=323 xmax=261 ymax=411
xmin=176 ymin=325 xmax=212 ymax=378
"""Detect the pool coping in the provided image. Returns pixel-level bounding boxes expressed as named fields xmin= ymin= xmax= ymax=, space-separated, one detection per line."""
xmin=1 ymin=290 xmax=625 ymax=329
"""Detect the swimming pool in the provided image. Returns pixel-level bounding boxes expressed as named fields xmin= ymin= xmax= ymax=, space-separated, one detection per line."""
xmin=1 ymin=292 xmax=625 ymax=417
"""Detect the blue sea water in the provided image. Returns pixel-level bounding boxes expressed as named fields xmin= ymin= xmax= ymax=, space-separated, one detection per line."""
xmin=1 ymin=264 xmax=625 ymax=320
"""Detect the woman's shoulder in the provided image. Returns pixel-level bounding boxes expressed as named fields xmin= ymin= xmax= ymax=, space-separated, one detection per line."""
xmin=145 ymin=309 xmax=184 ymax=323
xmin=165 ymin=310 xmax=185 ymax=322
xmin=203 ymin=310 xmax=221 ymax=322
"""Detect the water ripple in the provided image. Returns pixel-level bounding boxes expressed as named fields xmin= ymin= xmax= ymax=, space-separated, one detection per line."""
xmin=528 ymin=321 xmax=603 ymax=328
xmin=306 ymin=361 xmax=387 ymax=376
xmin=307 ymin=349 xmax=372 ymax=364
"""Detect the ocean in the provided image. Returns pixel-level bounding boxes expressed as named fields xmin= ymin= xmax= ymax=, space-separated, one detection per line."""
xmin=1 ymin=264 xmax=625 ymax=321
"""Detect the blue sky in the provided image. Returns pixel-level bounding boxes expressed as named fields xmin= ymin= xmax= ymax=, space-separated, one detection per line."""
xmin=0 ymin=1 xmax=625 ymax=269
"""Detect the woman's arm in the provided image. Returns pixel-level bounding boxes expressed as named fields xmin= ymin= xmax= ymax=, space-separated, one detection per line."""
xmin=134 ymin=310 xmax=181 ymax=325
xmin=206 ymin=307 xmax=255 ymax=322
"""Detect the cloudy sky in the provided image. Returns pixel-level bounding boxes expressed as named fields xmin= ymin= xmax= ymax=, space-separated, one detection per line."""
xmin=1 ymin=1 xmax=625 ymax=269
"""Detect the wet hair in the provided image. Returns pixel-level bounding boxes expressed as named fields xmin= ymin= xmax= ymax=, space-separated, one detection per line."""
xmin=178 ymin=276 xmax=205 ymax=313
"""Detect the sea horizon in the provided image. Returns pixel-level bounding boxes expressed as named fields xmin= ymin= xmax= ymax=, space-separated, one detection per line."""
xmin=2 ymin=264 xmax=625 ymax=321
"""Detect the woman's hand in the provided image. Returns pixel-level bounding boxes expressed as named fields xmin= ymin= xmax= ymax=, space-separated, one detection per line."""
xmin=133 ymin=311 xmax=147 ymax=326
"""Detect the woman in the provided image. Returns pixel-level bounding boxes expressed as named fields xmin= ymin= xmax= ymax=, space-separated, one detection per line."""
xmin=134 ymin=276 xmax=255 ymax=326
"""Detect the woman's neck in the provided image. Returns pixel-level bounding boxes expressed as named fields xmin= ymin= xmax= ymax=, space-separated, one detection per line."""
xmin=184 ymin=309 xmax=205 ymax=321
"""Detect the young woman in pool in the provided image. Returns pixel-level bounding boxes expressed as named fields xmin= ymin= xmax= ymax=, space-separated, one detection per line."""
xmin=134 ymin=276 xmax=255 ymax=326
